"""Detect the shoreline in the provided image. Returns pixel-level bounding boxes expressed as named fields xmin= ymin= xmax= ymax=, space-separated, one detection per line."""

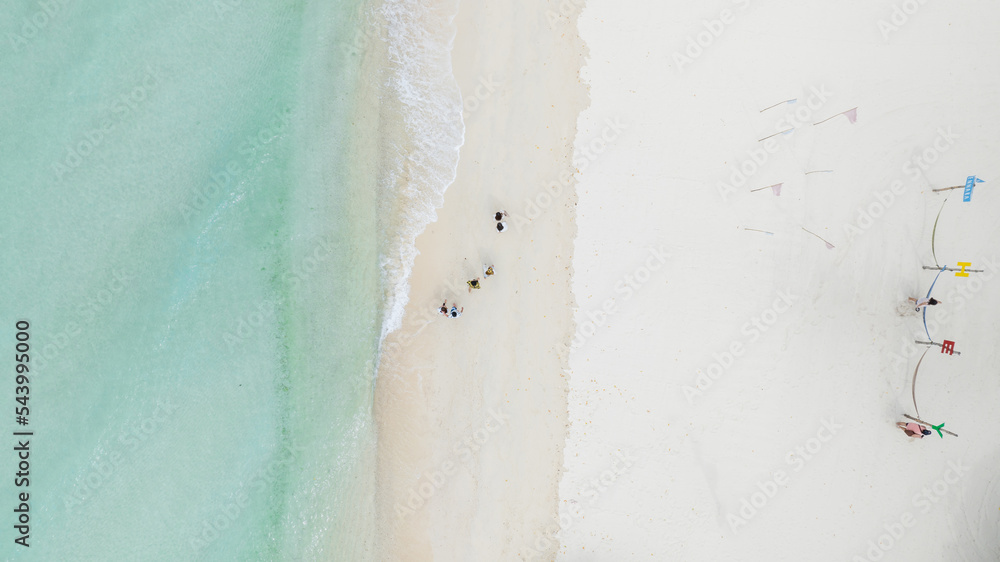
xmin=373 ymin=0 xmax=588 ymax=559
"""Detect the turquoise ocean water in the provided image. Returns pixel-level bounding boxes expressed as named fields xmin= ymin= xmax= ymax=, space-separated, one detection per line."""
xmin=0 ymin=0 xmax=462 ymax=560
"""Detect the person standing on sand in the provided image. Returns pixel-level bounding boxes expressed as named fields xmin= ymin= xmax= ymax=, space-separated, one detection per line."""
xmin=449 ymin=305 xmax=463 ymax=318
xmin=483 ymin=264 xmax=495 ymax=277
xmin=467 ymin=278 xmax=481 ymax=292
xmin=439 ymin=301 xmax=449 ymax=316
xmin=897 ymin=421 xmax=932 ymax=438
xmin=495 ymin=209 xmax=509 ymax=232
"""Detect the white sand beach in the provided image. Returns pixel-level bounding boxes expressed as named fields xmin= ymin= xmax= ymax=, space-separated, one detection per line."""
xmin=373 ymin=1 xmax=586 ymax=560
xmin=376 ymin=0 xmax=1000 ymax=561
xmin=560 ymin=1 xmax=1000 ymax=561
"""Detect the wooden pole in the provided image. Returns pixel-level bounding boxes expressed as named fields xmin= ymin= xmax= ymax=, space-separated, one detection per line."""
xmin=922 ymin=266 xmax=984 ymax=273
xmin=914 ymin=341 xmax=961 ymax=356
xmin=813 ymin=107 xmax=857 ymax=126
xmin=757 ymin=128 xmax=794 ymax=142
xmin=903 ymin=414 xmax=958 ymax=437
xmin=801 ymin=227 xmax=834 ymax=248
xmin=760 ymin=99 xmax=796 ymax=112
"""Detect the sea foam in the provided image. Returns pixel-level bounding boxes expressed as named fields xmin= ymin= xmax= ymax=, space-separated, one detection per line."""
xmin=372 ymin=0 xmax=465 ymax=342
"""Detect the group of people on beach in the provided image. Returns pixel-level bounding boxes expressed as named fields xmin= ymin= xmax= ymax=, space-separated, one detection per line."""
xmin=440 ymin=210 xmax=508 ymax=319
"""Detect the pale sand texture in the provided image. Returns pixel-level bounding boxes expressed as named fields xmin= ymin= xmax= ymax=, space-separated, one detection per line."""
xmin=374 ymin=1 xmax=588 ymax=560
xmin=560 ymin=0 xmax=1000 ymax=560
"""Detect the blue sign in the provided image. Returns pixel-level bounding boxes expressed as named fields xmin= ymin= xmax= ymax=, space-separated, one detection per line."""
xmin=963 ymin=175 xmax=984 ymax=202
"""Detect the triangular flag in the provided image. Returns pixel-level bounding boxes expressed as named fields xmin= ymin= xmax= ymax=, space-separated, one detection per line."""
xmin=813 ymin=107 xmax=858 ymax=126
xmin=771 ymin=183 xmax=782 ymax=196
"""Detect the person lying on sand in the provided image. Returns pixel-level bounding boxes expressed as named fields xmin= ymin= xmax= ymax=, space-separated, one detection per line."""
xmin=896 ymin=421 xmax=932 ymax=438
xmin=467 ymin=278 xmax=481 ymax=292
xmin=909 ymin=297 xmax=940 ymax=310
